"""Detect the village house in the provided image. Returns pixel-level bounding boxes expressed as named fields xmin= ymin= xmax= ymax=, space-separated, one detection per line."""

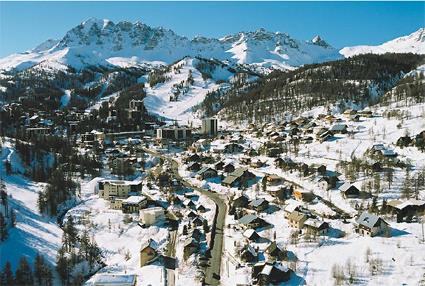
xmin=303 ymin=219 xmax=329 ymax=236
xmin=248 ymin=198 xmax=269 ymax=212
xmin=387 ymin=199 xmax=425 ymax=221
xmin=293 ymin=189 xmax=315 ymax=202
xmin=339 ymin=182 xmax=360 ymax=198
xmin=140 ymin=239 xmax=158 ymax=267
xmin=196 ymin=167 xmax=218 ymax=180
xmin=187 ymin=161 xmax=202 ymax=172
xmin=224 ymin=143 xmax=244 ymax=154
xmin=183 ymin=237 xmax=199 ymax=260
xmin=264 ymin=174 xmax=284 ymax=186
xmin=265 ymin=241 xmax=287 ymax=261
xmin=243 ymin=229 xmax=261 ymax=242
xmin=223 ymin=163 xmax=236 ymax=173
xmin=252 ymin=261 xmax=291 ymax=285
xmin=283 ymin=202 xmax=302 ymax=219
xmin=330 ymin=123 xmax=348 ymax=134
xmin=356 ymin=212 xmax=390 ymax=237
xmin=222 ymin=168 xmax=256 ymax=188
xmin=232 ymin=194 xmax=250 ymax=208
xmin=241 ymin=244 xmax=258 ymax=263
xmin=238 ymin=214 xmax=269 ymax=229
xmin=288 ymin=210 xmax=308 ymax=229
xmin=318 ymin=176 xmax=338 ymax=191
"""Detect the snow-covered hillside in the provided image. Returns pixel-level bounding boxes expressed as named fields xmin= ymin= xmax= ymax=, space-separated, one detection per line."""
xmin=144 ymin=57 xmax=232 ymax=124
xmin=340 ymin=28 xmax=425 ymax=57
xmin=0 ymin=140 xmax=62 ymax=273
xmin=0 ymin=18 xmax=341 ymax=72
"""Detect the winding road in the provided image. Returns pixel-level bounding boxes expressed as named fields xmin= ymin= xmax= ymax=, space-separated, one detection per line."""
xmin=143 ymin=148 xmax=227 ymax=285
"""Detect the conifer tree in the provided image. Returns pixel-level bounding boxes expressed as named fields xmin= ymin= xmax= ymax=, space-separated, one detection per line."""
xmin=1 ymin=261 xmax=14 ymax=286
xmin=15 ymin=256 xmax=34 ymax=286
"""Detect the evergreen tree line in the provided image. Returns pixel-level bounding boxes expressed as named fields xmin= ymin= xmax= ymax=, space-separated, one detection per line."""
xmin=0 ymin=254 xmax=53 ymax=286
xmin=0 ymin=180 xmax=16 ymax=242
xmin=56 ymin=217 xmax=103 ymax=285
xmin=37 ymin=168 xmax=79 ymax=216
xmin=212 ymin=53 xmax=424 ymax=124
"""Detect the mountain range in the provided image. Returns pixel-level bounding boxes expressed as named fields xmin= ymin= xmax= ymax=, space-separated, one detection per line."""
xmin=1 ymin=18 xmax=423 ymax=72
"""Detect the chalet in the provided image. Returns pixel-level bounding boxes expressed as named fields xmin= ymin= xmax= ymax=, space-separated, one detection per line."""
xmin=223 ymin=163 xmax=235 ymax=173
xmin=92 ymin=274 xmax=137 ymax=286
xmin=248 ymin=198 xmax=269 ymax=212
xmin=245 ymin=148 xmax=259 ymax=156
xmin=356 ymin=212 xmax=390 ymax=237
xmin=396 ymin=135 xmax=412 ymax=147
xmin=287 ymin=211 xmax=308 ymax=229
xmin=196 ymin=204 xmax=206 ymax=213
xmin=191 ymin=216 xmax=204 ymax=227
xmin=186 ymin=210 xmax=198 ymax=218
xmin=283 ymin=202 xmax=302 ymax=219
xmin=339 ymin=182 xmax=360 ymax=198
xmin=266 ymin=241 xmax=287 ymax=260
xmin=293 ymin=190 xmax=315 ymax=202
xmin=250 ymin=159 xmax=265 ymax=168
xmin=318 ymin=176 xmax=337 ymax=191
xmin=222 ymin=168 xmax=256 ymax=188
xmin=224 ymin=143 xmax=244 ymax=154
xmin=343 ymin=109 xmax=357 ymax=118
xmin=196 ymin=167 xmax=218 ymax=180
xmin=299 ymin=163 xmax=310 ymax=177
xmin=414 ymin=131 xmax=425 ymax=148
xmin=122 ymin=195 xmax=147 ymax=214
xmin=243 ymin=229 xmax=260 ymax=241
xmin=316 ymin=165 xmax=327 ymax=176
xmin=253 ymin=262 xmax=291 ymax=285
xmin=264 ymin=174 xmax=284 ymax=186
xmin=189 ymin=228 xmax=202 ymax=242
xmin=232 ymin=194 xmax=250 ymax=208
xmin=266 ymin=147 xmax=281 ymax=158
xmin=140 ymin=239 xmax=158 ymax=267
xmin=183 ymin=238 xmax=199 ymax=260
xmin=275 ymin=157 xmax=297 ymax=170
xmin=330 ymin=124 xmax=348 ymax=134
xmin=183 ymin=200 xmax=196 ymax=210
xmin=267 ymin=186 xmax=292 ymax=201
xmin=187 ymin=162 xmax=201 ymax=172
xmin=358 ymin=109 xmax=373 ymax=118
xmin=241 ymin=244 xmax=258 ymax=263
xmin=185 ymin=153 xmax=202 ymax=163
xmin=238 ymin=214 xmax=268 ymax=229
xmin=215 ymin=161 xmax=224 ymax=170
xmin=303 ymin=219 xmax=329 ymax=235
xmin=387 ymin=199 xmax=425 ymax=221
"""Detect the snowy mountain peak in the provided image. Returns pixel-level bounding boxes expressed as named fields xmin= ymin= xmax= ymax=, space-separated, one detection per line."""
xmin=310 ymin=35 xmax=331 ymax=48
xmin=340 ymin=27 xmax=425 ymax=57
xmin=0 ymin=19 xmax=342 ymax=71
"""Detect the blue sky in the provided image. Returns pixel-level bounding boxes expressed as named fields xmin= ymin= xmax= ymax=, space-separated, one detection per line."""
xmin=0 ymin=1 xmax=424 ymax=57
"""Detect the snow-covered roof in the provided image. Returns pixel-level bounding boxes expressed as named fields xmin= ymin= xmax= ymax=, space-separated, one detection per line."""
xmin=93 ymin=274 xmax=136 ymax=285
xmin=243 ymin=229 xmax=257 ymax=239
xmin=122 ymin=195 xmax=146 ymax=204
xmin=356 ymin=212 xmax=386 ymax=228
